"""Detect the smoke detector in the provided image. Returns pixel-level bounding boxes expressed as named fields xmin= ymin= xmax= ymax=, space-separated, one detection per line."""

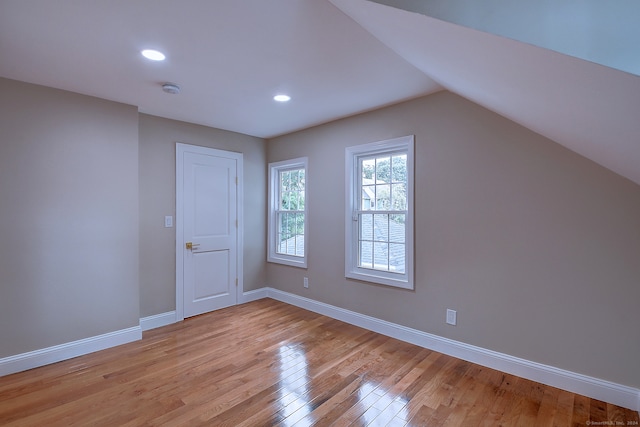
xmin=162 ymin=83 xmax=180 ymax=94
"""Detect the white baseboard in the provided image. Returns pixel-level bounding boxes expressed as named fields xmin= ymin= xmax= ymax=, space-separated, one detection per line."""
xmin=240 ymin=288 xmax=269 ymax=304
xmin=140 ymin=311 xmax=177 ymax=331
xmin=140 ymin=289 xmax=268 ymax=331
xmin=139 ymin=288 xmax=268 ymax=332
xmin=0 ymin=326 xmax=142 ymax=377
xmin=262 ymin=287 xmax=640 ymax=412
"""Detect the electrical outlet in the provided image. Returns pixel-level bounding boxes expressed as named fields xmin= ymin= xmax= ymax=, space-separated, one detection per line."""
xmin=446 ymin=309 xmax=457 ymax=326
xmin=303 ymin=277 xmax=309 ymax=288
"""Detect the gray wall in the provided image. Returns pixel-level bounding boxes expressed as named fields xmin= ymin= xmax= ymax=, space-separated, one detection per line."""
xmin=0 ymin=78 xmax=140 ymax=357
xmin=138 ymin=114 xmax=266 ymax=317
xmin=0 ymin=78 xmax=267 ymax=360
xmin=266 ymin=91 xmax=640 ymax=388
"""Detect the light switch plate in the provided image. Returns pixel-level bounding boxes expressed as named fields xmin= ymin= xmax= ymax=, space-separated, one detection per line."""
xmin=164 ymin=216 xmax=173 ymax=228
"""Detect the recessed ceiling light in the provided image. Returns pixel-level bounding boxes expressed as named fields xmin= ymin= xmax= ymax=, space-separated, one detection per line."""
xmin=141 ymin=49 xmax=166 ymax=61
xmin=274 ymin=94 xmax=291 ymax=102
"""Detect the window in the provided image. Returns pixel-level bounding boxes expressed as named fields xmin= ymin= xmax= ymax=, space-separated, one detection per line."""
xmin=268 ymin=157 xmax=308 ymax=268
xmin=345 ymin=136 xmax=414 ymax=289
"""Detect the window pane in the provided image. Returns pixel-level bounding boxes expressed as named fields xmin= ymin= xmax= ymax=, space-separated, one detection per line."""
xmin=294 ymin=234 xmax=305 ymax=257
xmin=373 ymin=213 xmax=389 ymax=242
xmin=375 ymin=184 xmax=390 ymax=209
xmin=389 ymin=243 xmax=405 ymax=273
xmin=280 ymin=170 xmax=290 ymax=192
xmin=295 ymin=212 xmax=305 ymax=235
xmin=280 ymin=169 xmax=306 ymax=210
xmin=362 ymin=185 xmax=375 ymax=210
xmin=276 ymin=211 xmax=305 ymax=257
xmin=373 ymin=242 xmax=389 ymax=270
xmin=360 ymin=214 xmax=373 ymax=240
xmin=391 ymin=183 xmax=407 ymax=210
xmin=289 ymin=170 xmax=298 ymax=192
xmin=277 ymin=232 xmax=289 ymax=254
xmin=389 ymin=214 xmax=405 ymax=243
xmin=293 ymin=190 xmax=300 ymax=211
xmin=362 ymin=158 xmax=375 ymax=181
xmin=392 ymin=154 xmax=407 ymax=183
xmin=359 ymin=241 xmax=373 ymax=268
xmin=375 ymin=156 xmax=390 ymax=183
xmin=278 ymin=212 xmax=286 ymax=233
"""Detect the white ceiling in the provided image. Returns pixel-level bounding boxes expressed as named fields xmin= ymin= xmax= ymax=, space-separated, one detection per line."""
xmin=1 ymin=0 xmax=639 ymax=185
xmin=0 ymin=0 xmax=439 ymax=138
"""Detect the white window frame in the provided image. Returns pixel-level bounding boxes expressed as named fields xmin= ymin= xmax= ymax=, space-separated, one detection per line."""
xmin=268 ymin=157 xmax=308 ymax=268
xmin=345 ymin=136 xmax=414 ymax=289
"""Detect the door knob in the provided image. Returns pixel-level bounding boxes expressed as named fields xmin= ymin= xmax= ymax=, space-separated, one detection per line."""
xmin=186 ymin=242 xmax=200 ymax=250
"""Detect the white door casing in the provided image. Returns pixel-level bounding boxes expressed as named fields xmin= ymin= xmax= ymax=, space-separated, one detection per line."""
xmin=176 ymin=143 xmax=243 ymax=320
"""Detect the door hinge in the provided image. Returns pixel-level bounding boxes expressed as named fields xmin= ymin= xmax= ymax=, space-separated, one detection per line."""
xmin=235 ymin=176 xmax=238 ymax=185
xmin=235 ymin=278 xmax=238 ymax=286
xmin=235 ymin=219 xmax=238 ymax=227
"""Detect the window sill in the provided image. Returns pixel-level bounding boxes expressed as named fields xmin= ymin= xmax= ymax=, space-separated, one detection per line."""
xmin=268 ymin=256 xmax=308 ymax=269
xmin=345 ymin=269 xmax=413 ymax=290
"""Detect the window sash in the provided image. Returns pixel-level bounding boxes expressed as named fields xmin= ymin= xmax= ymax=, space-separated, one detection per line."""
xmin=275 ymin=210 xmax=305 ymax=258
xmin=356 ymin=210 xmax=406 ymax=274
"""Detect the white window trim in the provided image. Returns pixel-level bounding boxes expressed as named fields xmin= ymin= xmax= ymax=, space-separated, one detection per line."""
xmin=345 ymin=136 xmax=414 ymax=289
xmin=268 ymin=157 xmax=309 ymax=268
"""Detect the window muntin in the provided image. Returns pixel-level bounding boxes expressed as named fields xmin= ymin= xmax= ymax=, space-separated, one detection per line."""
xmin=268 ymin=158 xmax=308 ymax=268
xmin=346 ymin=136 xmax=414 ymax=289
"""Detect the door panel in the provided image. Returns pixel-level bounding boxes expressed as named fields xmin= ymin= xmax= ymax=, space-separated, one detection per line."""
xmin=194 ymin=164 xmax=229 ymax=237
xmin=193 ymin=250 xmax=229 ymax=300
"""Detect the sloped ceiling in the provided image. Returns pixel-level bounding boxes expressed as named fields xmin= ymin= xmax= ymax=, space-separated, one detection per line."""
xmin=331 ymin=0 xmax=640 ymax=185
xmin=370 ymin=0 xmax=640 ymax=77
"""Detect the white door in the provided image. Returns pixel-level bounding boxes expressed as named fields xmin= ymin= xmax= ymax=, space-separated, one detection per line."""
xmin=176 ymin=143 xmax=243 ymax=319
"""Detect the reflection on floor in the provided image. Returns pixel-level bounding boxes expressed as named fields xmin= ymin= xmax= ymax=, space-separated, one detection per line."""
xmin=0 ymin=298 xmax=637 ymax=426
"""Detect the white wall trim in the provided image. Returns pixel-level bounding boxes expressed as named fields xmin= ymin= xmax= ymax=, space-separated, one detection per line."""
xmin=140 ymin=311 xmax=177 ymax=331
xmin=0 ymin=326 xmax=141 ymax=377
xmin=140 ymin=288 xmax=269 ymax=333
xmin=260 ymin=287 xmax=640 ymax=411
xmin=240 ymin=288 xmax=269 ymax=304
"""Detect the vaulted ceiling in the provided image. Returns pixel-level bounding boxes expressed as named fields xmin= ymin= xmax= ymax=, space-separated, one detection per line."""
xmin=1 ymin=0 xmax=638 ymax=184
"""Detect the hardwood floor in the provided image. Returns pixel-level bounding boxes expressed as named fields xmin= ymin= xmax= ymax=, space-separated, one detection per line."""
xmin=1 ymin=299 xmax=637 ymax=426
